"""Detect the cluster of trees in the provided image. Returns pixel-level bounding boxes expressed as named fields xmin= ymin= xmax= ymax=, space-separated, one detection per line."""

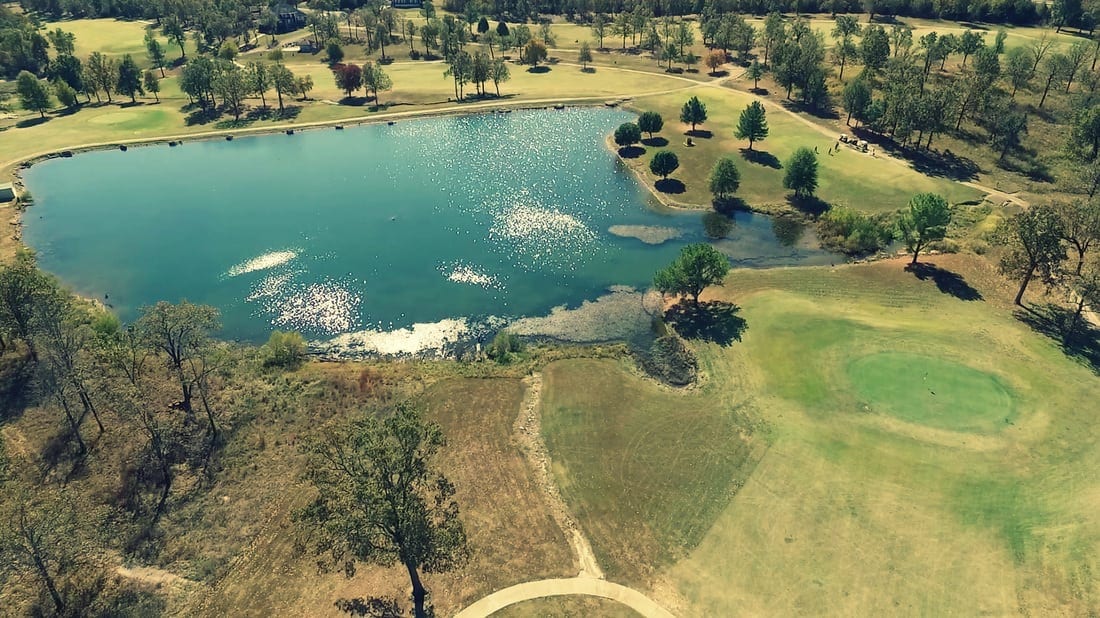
xmin=333 ymin=60 xmax=393 ymax=102
xmin=181 ymin=50 xmax=313 ymax=118
xmin=444 ymin=48 xmax=511 ymax=99
xmin=999 ymin=199 xmax=1100 ymax=330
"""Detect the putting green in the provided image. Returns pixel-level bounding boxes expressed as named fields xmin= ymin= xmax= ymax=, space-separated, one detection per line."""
xmin=846 ymin=352 xmax=1015 ymax=433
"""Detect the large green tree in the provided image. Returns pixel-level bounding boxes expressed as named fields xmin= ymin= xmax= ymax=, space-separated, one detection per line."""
xmin=637 ymin=111 xmax=663 ymax=138
xmin=614 ymin=122 xmax=642 ymax=148
xmin=115 ymin=54 xmax=144 ymax=103
xmin=897 ymin=193 xmax=952 ymax=265
xmin=783 ymin=147 xmax=819 ymax=198
xmin=296 ymin=403 xmax=468 ymax=618
xmin=734 ymin=101 xmax=768 ymax=150
xmin=999 ymin=205 xmax=1066 ymax=305
xmin=15 ymin=71 xmax=50 ymax=117
xmin=136 ymin=301 xmax=219 ymax=415
xmin=653 ymin=243 xmax=731 ymax=305
xmin=709 ymin=157 xmax=741 ymax=200
xmin=680 ymin=95 xmax=707 ymax=132
xmin=649 ymin=150 xmax=679 ymax=179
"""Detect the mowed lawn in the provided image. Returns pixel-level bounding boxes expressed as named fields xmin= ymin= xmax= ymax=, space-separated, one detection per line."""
xmin=542 ymin=254 xmax=1100 ymax=615
xmin=43 ymin=18 xmax=197 ymax=64
xmin=624 ymin=88 xmax=982 ymax=212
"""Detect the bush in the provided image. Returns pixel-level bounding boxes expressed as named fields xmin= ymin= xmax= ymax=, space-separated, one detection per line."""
xmin=262 ymin=330 xmax=306 ymax=368
xmin=817 ymin=206 xmax=895 ymax=255
xmin=613 ymin=122 xmax=642 ymax=148
xmin=639 ymin=335 xmax=698 ymax=386
xmin=409 ymin=49 xmax=421 ymax=60
xmin=487 ymin=330 xmax=525 ymax=363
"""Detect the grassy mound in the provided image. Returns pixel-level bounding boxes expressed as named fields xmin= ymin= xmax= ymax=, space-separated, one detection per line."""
xmin=847 ymin=352 xmax=1015 ymax=432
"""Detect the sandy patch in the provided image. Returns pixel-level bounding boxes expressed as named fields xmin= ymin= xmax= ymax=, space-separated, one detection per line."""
xmin=608 ymin=224 xmax=683 ymax=244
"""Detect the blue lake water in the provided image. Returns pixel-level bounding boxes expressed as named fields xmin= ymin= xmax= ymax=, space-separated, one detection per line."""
xmin=22 ymin=108 xmax=836 ymax=347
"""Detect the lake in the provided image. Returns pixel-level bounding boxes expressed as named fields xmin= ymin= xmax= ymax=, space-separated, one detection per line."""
xmin=22 ymin=108 xmax=836 ymax=353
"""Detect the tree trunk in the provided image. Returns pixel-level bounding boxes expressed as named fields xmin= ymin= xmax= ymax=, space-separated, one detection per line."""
xmin=30 ymin=545 xmax=64 ymax=614
xmin=1039 ymin=74 xmax=1054 ymax=108
xmin=911 ymin=247 xmax=920 ymax=265
xmin=406 ymin=562 xmax=428 ymax=618
xmin=277 ymin=89 xmax=284 ymax=110
xmin=1014 ymin=265 xmax=1034 ymax=306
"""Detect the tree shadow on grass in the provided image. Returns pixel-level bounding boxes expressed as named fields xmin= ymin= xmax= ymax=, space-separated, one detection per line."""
xmin=184 ymin=106 xmax=221 ymax=126
xmin=0 ymin=350 xmax=35 ymax=422
xmin=786 ymin=194 xmax=830 ymax=216
xmin=686 ymin=129 xmax=713 ymax=138
xmin=618 ymin=145 xmax=645 ymax=158
xmin=527 ymin=65 xmax=551 ymax=73
xmin=339 ymin=95 xmax=370 ymax=106
xmin=1015 ymin=303 xmax=1100 ymax=375
xmin=740 ymin=148 xmax=781 ymax=169
xmin=581 ymin=66 xmax=597 ymax=73
xmin=642 ymin=136 xmax=668 ymax=147
xmin=15 ymin=116 xmax=50 ymax=129
xmin=665 ymin=300 xmax=747 ymax=346
xmin=906 ymin=263 xmax=983 ymax=301
xmin=655 ymin=178 xmax=686 ymax=194
xmin=333 ymin=596 xmax=404 ymax=617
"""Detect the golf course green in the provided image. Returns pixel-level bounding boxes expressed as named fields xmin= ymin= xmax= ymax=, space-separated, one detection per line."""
xmin=847 ymin=352 xmax=1016 ymax=432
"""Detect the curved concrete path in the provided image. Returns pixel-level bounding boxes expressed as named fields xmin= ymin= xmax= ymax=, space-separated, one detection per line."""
xmin=453 ymin=577 xmax=675 ymax=618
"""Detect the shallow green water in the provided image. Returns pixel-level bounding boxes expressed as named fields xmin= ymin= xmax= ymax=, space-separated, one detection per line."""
xmin=23 ymin=109 xmax=835 ymax=347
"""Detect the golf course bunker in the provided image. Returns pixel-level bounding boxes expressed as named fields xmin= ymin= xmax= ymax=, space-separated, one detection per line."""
xmin=846 ymin=352 xmax=1016 ymax=433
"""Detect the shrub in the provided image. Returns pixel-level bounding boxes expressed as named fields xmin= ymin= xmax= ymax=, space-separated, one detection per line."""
xmin=639 ymin=335 xmax=698 ymax=386
xmin=262 ymin=330 xmax=306 ymax=368
xmin=487 ymin=330 xmax=525 ymax=363
xmin=613 ymin=122 xmax=642 ymax=148
xmin=817 ymin=206 xmax=895 ymax=255
xmin=409 ymin=49 xmax=421 ymax=60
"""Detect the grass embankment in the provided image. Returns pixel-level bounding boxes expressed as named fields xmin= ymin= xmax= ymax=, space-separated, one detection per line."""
xmin=541 ymin=254 xmax=1100 ymax=615
xmin=624 ymin=88 xmax=981 ymax=213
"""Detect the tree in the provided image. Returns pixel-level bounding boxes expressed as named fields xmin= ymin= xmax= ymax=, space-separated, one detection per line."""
xmin=142 ymin=70 xmax=160 ymax=102
xmin=999 ymin=205 xmax=1066 ymax=305
xmin=760 ymin=12 xmax=785 ymax=66
xmin=263 ymin=330 xmax=306 ymax=368
xmin=218 ymin=39 xmax=238 ymax=61
xmin=296 ymin=403 xmax=468 ymax=618
xmin=1028 ymin=32 xmax=1054 ymax=77
xmin=735 ymin=101 xmax=768 ymax=150
xmin=248 ymin=62 xmax=271 ymax=108
xmin=704 ymin=49 xmax=725 ymax=75
xmin=1071 ymin=106 xmax=1100 ymax=161
xmin=0 ymin=483 xmax=80 ymax=615
xmin=1038 ymin=52 xmax=1071 ymax=108
xmin=842 ymin=77 xmax=871 ymax=125
xmin=958 ymin=30 xmax=984 ymax=67
xmin=334 ymin=63 xmax=363 ymax=97
xmin=521 ymin=40 xmax=548 ymax=66
xmin=784 ymin=147 xmax=819 ymax=198
xmin=613 ymin=122 xmax=642 ymax=148
xmin=326 ymin=41 xmax=344 ymax=65
xmin=0 ymin=253 xmax=55 ymax=357
xmin=214 ymin=67 xmax=248 ymax=120
xmin=53 ymin=79 xmax=79 ymax=109
xmin=1055 ymin=199 xmax=1100 ymax=275
xmin=46 ymin=54 xmax=84 ymax=95
xmin=680 ymin=95 xmax=707 ymax=133
xmin=897 ymin=193 xmax=951 ymax=265
xmin=16 ymin=71 xmax=50 ymax=118
xmin=578 ymin=41 xmax=593 ymax=69
xmin=861 ymin=25 xmax=891 ymax=72
xmin=163 ymin=15 xmax=187 ymax=60
xmin=136 ymin=301 xmax=219 ymax=414
xmin=295 ymin=75 xmax=315 ymax=100
xmin=1005 ymin=46 xmax=1032 ymax=98
xmin=591 ymin=14 xmax=608 ymax=50
xmin=653 ymin=243 xmax=731 ymax=306
xmin=747 ymin=60 xmax=764 ymax=90
xmin=832 ymin=15 xmax=861 ymax=80
xmin=272 ymin=63 xmax=295 ymax=111
xmin=1064 ymin=40 xmax=1091 ymax=92
xmin=983 ymin=100 xmax=1028 ymax=161
xmin=115 ymin=54 xmax=143 ymax=103
xmin=363 ymin=62 xmax=392 ymax=104
xmin=649 ymin=150 xmax=679 ymax=179
xmin=489 ymin=58 xmax=509 ymax=96
xmin=86 ymin=52 xmax=116 ymax=103
xmin=637 ymin=111 xmax=663 ymax=138
xmin=709 ymin=157 xmax=741 ymax=199
xmin=477 ymin=16 xmax=490 ymax=35
xmin=144 ymin=31 xmax=167 ymax=77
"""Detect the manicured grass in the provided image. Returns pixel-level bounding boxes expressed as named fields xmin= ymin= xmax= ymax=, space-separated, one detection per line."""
xmin=44 ymin=18 xmax=196 ymax=65
xmin=542 ymin=254 xmax=1100 ymax=615
xmin=625 ymin=88 xmax=982 ymax=212
xmin=847 ymin=351 xmax=1016 ymax=432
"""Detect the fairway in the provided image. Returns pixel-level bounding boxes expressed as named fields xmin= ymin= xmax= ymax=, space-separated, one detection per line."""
xmin=542 ymin=254 xmax=1100 ymax=615
xmin=847 ymin=351 xmax=1015 ymax=432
